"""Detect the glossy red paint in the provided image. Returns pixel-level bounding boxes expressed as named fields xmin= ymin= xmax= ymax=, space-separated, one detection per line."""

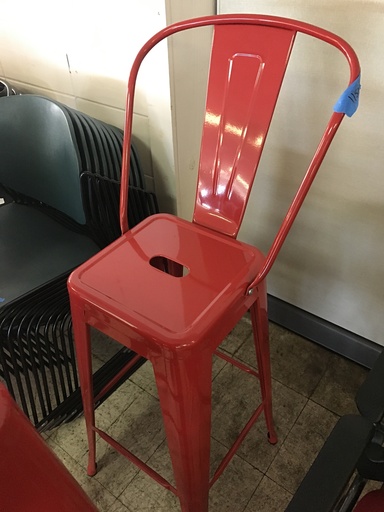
xmin=67 ymin=14 xmax=360 ymax=512
xmin=354 ymin=490 xmax=384 ymax=512
xmin=0 ymin=384 xmax=98 ymax=511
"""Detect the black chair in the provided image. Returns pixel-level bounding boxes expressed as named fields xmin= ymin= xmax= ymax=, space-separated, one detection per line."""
xmin=286 ymin=349 xmax=384 ymax=512
xmin=0 ymin=95 xmax=157 ymax=430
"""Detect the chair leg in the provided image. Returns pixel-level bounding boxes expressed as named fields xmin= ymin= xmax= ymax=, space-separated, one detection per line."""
xmin=249 ymin=283 xmax=277 ymax=445
xmin=71 ymin=307 xmax=97 ymax=476
xmin=152 ymin=351 xmax=213 ymax=512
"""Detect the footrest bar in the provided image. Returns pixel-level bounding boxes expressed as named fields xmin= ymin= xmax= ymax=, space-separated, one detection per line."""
xmin=94 ymin=353 xmax=143 ymax=403
xmin=94 ymin=426 xmax=178 ymax=496
xmin=214 ymin=350 xmax=259 ymax=379
xmin=210 ymin=402 xmax=264 ymax=487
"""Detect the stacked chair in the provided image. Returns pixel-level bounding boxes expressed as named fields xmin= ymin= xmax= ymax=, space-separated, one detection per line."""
xmin=0 ymin=94 xmax=158 ymax=431
xmin=0 ymin=78 xmax=20 ymax=97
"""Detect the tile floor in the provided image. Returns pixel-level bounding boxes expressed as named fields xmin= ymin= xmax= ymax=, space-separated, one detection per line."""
xmin=44 ymin=317 xmax=369 ymax=511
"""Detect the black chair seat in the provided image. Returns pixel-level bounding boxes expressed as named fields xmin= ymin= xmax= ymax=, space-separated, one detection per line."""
xmin=286 ymin=415 xmax=374 ymax=512
xmin=287 ymin=350 xmax=384 ymax=512
xmin=0 ymin=203 xmax=99 ymax=308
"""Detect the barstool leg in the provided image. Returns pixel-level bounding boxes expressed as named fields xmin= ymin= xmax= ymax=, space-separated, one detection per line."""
xmin=71 ymin=307 xmax=97 ymax=475
xmin=250 ymin=283 xmax=277 ymax=444
xmin=152 ymin=350 xmax=213 ymax=512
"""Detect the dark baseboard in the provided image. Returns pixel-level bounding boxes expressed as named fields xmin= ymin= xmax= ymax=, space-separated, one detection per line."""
xmin=267 ymin=295 xmax=382 ymax=369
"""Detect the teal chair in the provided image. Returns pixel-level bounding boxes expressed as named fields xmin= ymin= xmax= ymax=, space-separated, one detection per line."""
xmin=0 ymin=95 xmax=154 ymax=429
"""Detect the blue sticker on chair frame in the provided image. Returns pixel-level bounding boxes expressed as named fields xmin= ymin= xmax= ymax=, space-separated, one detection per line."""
xmin=333 ymin=75 xmax=361 ymax=117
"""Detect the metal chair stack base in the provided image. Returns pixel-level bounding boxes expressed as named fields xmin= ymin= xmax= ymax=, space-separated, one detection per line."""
xmin=0 ymin=94 xmax=157 ymax=430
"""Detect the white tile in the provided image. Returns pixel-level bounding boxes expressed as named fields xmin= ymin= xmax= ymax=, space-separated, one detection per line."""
xmin=0 ymin=15 xmax=73 ymax=95
xmin=71 ymin=72 xmax=127 ymax=112
xmin=119 ymin=470 xmax=180 ymax=512
xmin=109 ymin=499 xmax=133 ymax=512
xmin=129 ymin=362 xmax=158 ymax=399
xmin=209 ymin=438 xmax=263 ymax=512
xmin=1 ymin=81 xmax=77 ymax=108
xmin=75 ymin=386 xmax=166 ymax=498
xmin=48 ymin=415 xmax=90 ymax=462
xmin=74 ymin=98 xmax=125 ymax=129
xmin=48 ymin=440 xmax=117 ymax=510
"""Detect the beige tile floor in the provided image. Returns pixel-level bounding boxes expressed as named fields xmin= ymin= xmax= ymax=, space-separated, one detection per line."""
xmin=44 ymin=316 xmax=369 ymax=511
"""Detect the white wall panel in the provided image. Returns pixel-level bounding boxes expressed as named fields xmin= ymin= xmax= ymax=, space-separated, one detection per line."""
xmin=215 ymin=0 xmax=384 ymax=344
xmin=0 ymin=1 xmax=174 ymax=206
xmin=165 ymin=0 xmax=216 ymax=218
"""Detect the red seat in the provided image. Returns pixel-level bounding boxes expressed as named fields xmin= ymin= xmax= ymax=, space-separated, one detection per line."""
xmin=67 ymin=14 xmax=360 ymax=512
xmin=354 ymin=490 xmax=384 ymax=512
xmin=0 ymin=383 xmax=98 ymax=511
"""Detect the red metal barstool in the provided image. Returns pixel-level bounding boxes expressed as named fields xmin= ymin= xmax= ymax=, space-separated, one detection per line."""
xmin=0 ymin=383 xmax=98 ymax=511
xmin=68 ymin=14 xmax=360 ymax=512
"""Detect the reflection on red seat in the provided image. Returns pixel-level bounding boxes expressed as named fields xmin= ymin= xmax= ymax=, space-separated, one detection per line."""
xmin=0 ymin=383 xmax=98 ymax=512
xmin=67 ymin=14 xmax=360 ymax=512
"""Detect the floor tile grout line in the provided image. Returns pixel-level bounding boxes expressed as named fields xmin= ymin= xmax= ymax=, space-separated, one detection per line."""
xmin=47 ymin=437 xmax=123 ymax=501
xmin=263 ymin=397 xmax=310 ymax=478
xmin=307 ymin=355 xmax=334 ymax=402
xmin=266 ymin=471 xmax=297 ymax=496
xmin=228 ymin=343 xmax=327 ymax=401
xmin=309 ymin=395 xmax=347 ymax=418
